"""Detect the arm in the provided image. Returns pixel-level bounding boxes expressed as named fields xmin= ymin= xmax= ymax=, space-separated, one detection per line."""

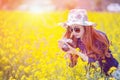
xmin=76 ymin=51 xmax=88 ymax=61
xmin=66 ymin=43 xmax=96 ymax=62
xmin=64 ymin=42 xmax=89 ymax=62
xmin=58 ymin=39 xmax=89 ymax=62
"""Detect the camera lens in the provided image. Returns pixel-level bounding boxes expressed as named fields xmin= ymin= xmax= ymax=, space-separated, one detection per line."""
xmin=62 ymin=44 xmax=69 ymax=52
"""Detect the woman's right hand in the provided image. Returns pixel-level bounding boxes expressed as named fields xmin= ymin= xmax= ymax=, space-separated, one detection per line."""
xmin=58 ymin=40 xmax=65 ymax=49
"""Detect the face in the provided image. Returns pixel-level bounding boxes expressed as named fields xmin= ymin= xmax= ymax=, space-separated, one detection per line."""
xmin=68 ymin=25 xmax=85 ymax=38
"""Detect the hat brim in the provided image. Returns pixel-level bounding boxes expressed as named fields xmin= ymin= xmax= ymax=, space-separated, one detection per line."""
xmin=59 ymin=21 xmax=96 ymax=27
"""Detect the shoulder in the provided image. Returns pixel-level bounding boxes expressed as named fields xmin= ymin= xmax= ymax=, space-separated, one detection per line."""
xmin=94 ymin=30 xmax=108 ymax=46
xmin=96 ymin=30 xmax=109 ymax=42
xmin=96 ymin=30 xmax=107 ymax=37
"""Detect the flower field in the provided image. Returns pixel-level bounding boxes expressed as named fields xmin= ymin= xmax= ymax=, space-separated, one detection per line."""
xmin=0 ymin=10 xmax=120 ymax=80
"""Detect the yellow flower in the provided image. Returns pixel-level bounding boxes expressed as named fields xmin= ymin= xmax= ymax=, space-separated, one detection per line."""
xmin=34 ymin=71 xmax=41 ymax=78
xmin=21 ymin=75 xmax=26 ymax=80
xmin=24 ymin=66 xmax=31 ymax=74
xmin=102 ymin=60 xmax=106 ymax=63
xmin=75 ymin=76 xmax=80 ymax=80
xmin=0 ymin=71 xmax=3 ymax=77
xmin=96 ymin=67 xmax=101 ymax=72
xmin=76 ymin=48 xmax=81 ymax=52
xmin=108 ymin=67 xmax=117 ymax=75
xmin=8 ymin=77 xmax=16 ymax=80
xmin=109 ymin=77 xmax=116 ymax=80
xmin=98 ymin=77 xmax=104 ymax=80
xmin=4 ymin=66 xmax=11 ymax=70
xmin=18 ymin=65 xmax=24 ymax=71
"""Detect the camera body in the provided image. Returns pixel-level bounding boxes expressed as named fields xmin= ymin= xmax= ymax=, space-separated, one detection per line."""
xmin=61 ymin=38 xmax=75 ymax=52
xmin=62 ymin=43 xmax=70 ymax=52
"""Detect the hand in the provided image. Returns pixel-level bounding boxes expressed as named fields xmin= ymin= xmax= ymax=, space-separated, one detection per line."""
xmin=58 ymin=40 xmax=64 ymax=49
xmin=58 ymin=39 xmax=78 ymax=55
xmin=65 ymin=42 xmax=78 ymax=55
xmin=58 ymin=38 xmax=72 ymax=51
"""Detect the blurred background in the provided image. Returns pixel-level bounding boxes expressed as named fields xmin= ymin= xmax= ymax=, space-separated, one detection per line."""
xmin=0 ymin=0 xmax=120 ymax=12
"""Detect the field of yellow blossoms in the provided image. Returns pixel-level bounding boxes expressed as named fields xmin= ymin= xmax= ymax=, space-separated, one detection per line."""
xmin=0 ymin=10 xmax=120 ymax=80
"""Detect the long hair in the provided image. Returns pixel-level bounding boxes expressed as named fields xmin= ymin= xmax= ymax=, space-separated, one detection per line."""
xmin=64 ymin=26 xmax=110 ymax=60
xmin=82 ymin=26 xmax=110 ymax=59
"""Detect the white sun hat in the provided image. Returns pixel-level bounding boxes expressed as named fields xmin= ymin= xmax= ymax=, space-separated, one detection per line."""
xmin=59 ymin=9 xmax=96 ymax=27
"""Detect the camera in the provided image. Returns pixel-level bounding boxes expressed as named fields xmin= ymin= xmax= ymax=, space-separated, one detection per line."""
xmin=60 ymin=38 xmax=75 ymax=52
xmin=62 ymin=44 xmax=70 ymax=52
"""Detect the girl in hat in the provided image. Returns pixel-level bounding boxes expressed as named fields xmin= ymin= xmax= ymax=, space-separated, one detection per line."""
xmin=58 ymin=9 xmax=119 ymax=76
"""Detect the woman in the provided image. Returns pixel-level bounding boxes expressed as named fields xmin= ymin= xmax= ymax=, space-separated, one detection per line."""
xmin=58 ymin=9 xmax=119 ymax=76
